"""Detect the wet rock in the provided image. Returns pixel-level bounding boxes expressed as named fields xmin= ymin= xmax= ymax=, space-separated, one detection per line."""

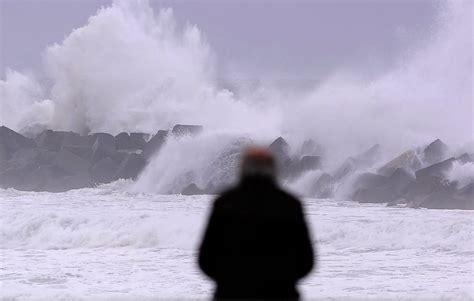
xmin=90 ymin=157 xmax=119 ymax=183
xmin=405 ymin=175 xmax=445 ymax=208
xmin=415 ymin=157 xmax=455 ymax=179
xmin=130 ymin=132 xmax=149 ymax=149
xmin=352 ymin=172 xmax=388 ymax=191
xmin=89 ymin=132 xmax=115 ymax=145
xmin=171 ymin=124 xmax=203 ymax=137
xmin=353 ymin=186 xmax=391 ymax=203
xmin=300 ymin=139 xmax=322 ymax=156
xmin=114 ymin=153 xmax=146 ymax=180
xmin=8 ymin=148 xmax=56 ymax=169
xmin=456 ymin=153 xmax=473 ymax=164
xmin=62 ymin=146 xmax=93 ymax=162
xmin=0 ymin=126 xmax=36 ymax=158
xmin=423 ymin=139 xmax=448 ymax=165
xmin=35 ymin=130 xmax=85 ymax=151
xmin=416 ymin=181 xmax=460 ymax=210
xmin=353 ymin=168 xmax=414 ymax=204
xmin=387 ymin=168 xmax=415 ymax=195
xmin=115 ymin=132 xmax=135 ymax=150
xmin=386 ymin=198 xmax=407 ymax=207
xmin=111 ymin=151 xmax=129 ymax=165
xmin=63 ymin=173 xmax=95 ymax=191
xmin=91 ymin=133 xmax=116 ymax=163
xmin=378 ymin=150 xmax=422 ymax=176
xmin=0 ymin=143 xmax=9 ymax=162
xmin=53 ymin=147 xmax=92 ymax=175
xmin=142 ymin=130 xmax=168 ymax=160
xmin=28 ymin=165 xmax=69 ymax=192
xmin=408 ymin=180 xmax=474 ymax=210
xmin=0 ymin=165 xmax=37 ymax=189
xmin=268 ymin=137 xmax=291 ymax=172
xmin=333 ymin=157 xmax=357 ymax=180
xmin=311 ymin=173 xmax=336 ymax=198
xmin=459 ymin=182 xmax=474 ymax=199
xmin=62 ymin=133 xmax=89 ymax=148
xmin=182 ymin=183 xmax=206 ymax=195
xmin=289 ymin=156 xmax=321 ymax=179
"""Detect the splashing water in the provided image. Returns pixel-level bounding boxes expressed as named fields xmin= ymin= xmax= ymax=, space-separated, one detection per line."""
xmin=0 ymin=0 xmax=472 ymax=194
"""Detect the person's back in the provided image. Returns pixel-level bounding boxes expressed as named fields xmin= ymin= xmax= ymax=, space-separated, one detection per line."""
xmin=198 ymin=148 xmax=315 ymax=300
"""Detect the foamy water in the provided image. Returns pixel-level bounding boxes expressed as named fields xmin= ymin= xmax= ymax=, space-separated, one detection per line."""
xmin=1 ymin=184 xmax=473 ymax=300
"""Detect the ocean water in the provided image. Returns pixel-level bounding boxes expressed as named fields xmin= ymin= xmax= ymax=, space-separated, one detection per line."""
xmin=1 ymin=183 xmax=473 ymax=300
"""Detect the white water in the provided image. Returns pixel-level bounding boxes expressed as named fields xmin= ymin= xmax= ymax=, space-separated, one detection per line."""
xmin=0 ymin=0 xmax=472 ymax=194
xmin=1 ymin=184 xmax=473 ymax=300
xmin=1 ymin=1 xmax=473 ymax=299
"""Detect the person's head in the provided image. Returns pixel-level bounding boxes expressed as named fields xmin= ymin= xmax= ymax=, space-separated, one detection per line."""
xmin=240 ymin=147 xmax=277 ymax=181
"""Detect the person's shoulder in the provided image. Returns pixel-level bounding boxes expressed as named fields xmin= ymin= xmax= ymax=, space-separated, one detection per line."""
xmin=275 ymin=187 xmax=303 ymax=208
xmin=212 ymin=186 xmax=240 ymax=206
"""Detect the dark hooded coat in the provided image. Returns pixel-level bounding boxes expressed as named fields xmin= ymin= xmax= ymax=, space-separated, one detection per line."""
xmin=198 ymin=175 xmax=315 ymax=300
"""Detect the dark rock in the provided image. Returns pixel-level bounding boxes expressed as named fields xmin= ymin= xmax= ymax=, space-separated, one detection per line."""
xmin=53 ymin=147 xmax=92 ymax=175
xmin=171 ymin=124 xmax=203 ymax=137
xmin=62 ymin=146 xmax=93 ymax=161
xmin=352 ymin=173 xmax=388 ymax=191
xmin=114 ymin=153 xmax=146 ymax=180
xmin=27 ymin=165 xmax=69 ymax=192
xmin=459 ymin=182 xmax=474 ymax=198
xmin=456 ymin=153 xmax=473 ymax=164
xmin=386 ymin=198 xmax=407 ymax=207
xmin=0 ymin=126 xmax=36 ymax=158
xmin=61 ymin=133 xmax=89 ymax=147
xmin=456 ymin=182 xmax=474 ymax=210
xmin=89 ymin=133 xmax=115 ymax=146
xmin=311 ymin=173 xmax=336 ymax=198
xmin=35 ymin=130 xmax=84 ymax=151
xmin=0 ymin=143 xmax=9 ymax=162
xmin=130 ymin=132 xmax=149 ymax=149
xmin=289 ymin=156 xmax=321 ymax=179
xmin=354 ymin=186 xmax=392 ymax=203
xmin=91 ymin=133 xmax=116 ymax=163
xmin=387 ymin=168 xmax=415 ymax=195
xmin=0 ymin=165 xmax=37 ymax=189
xmin=415 ymin=157 xmax=455 ymax=179
xmin=405 ymin=175 xmax=446 ymax=208
xmin=353 ymin=169 xmax=415 ymax=204
xmin=268 ymin=137 xmax=291 ymax=171
xmin=110 ymin=151 xmax=129 ymax=165
xmin=300 ymin=139 xmax=322 ymax=156
xmin=417 ymin=182 xmax=464 ymax=210
xmin=89 ymin=157 xmax=119 ymax=183
xmin=333 ymin=157 xmax=357 ymax=180
xmin=299 ymin=156 xmax=321 ymax=171
xmin=8 ymin=148 xmax=56 ymax=169
xmin=182 ymin=183 xmax=206 ymax=195
xmin=115 ymin=132 xmax=144 ymax=151
xmin=62 ymin=173 xmax=95 ymax=191
xmin=378 ymin=150 xmax=422 ymax=176
xmin=407 ymin=180 xmax=474 ymax=210
xmin=142 ymin=130 xmax=168 ymax=160
xmin=423 ymin=139 xmax=449 ymax=165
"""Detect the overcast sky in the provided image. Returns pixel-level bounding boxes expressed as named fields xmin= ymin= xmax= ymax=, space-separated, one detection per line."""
xmin=1 ymin=0 xmax=444 ymax=82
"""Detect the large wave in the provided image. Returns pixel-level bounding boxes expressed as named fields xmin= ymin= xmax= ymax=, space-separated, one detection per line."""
xmin=1 ymin=187 xmax=473 ymax=251
xmin=0 ymin=0 xmax=472 ymax=194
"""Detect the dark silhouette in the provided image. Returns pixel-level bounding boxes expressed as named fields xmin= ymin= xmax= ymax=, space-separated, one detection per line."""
xmin=198 ymin=148 xmax=315 ymax=300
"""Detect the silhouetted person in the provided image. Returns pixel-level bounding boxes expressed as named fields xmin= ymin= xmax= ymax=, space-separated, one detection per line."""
xmin=198 ymin=148 xmax=315 ymax=300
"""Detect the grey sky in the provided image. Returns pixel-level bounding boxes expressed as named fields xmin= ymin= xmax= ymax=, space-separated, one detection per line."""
xmin=1 ymin=0 xmax=443 ymax=82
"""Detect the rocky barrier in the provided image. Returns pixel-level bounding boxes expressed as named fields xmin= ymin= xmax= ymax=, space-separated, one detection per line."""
xmin=0 ymin=125 xmax=472 ymax=210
